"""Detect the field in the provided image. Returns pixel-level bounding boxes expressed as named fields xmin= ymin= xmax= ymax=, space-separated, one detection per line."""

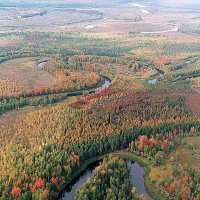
xmin=0 ymin=0 xmax=200 ymax=200
xmin=0 ymin=57 xmax=55 ymax=91
xmin=149 ymin=135 xmax=200 ymax=179
xmin=179 ymin=136 xmax=200 ymax=167
xmin=185 ymin=94 xmax=200 ymax=116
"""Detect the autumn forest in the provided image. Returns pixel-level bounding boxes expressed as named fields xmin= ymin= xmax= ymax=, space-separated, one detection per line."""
xmin=0 ymin=0 xmax=200 ymax=200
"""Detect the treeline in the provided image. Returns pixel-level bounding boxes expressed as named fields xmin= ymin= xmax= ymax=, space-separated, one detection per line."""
xmin=0 ymin=73 xmax=100 ymax=101
xmin=0 ymin=94 xmax=68 ymax=115
xmin=0 ymin=52 xmax=40 ymax=64
xmin=67 ymin=54 xmax=153 ymax=75
xmin=174 ymin=71 xmax=200 ymax=82
xmin=0 ymin=89 xmax=94 ymax=116
xmin=170 ymin=56 xmax=198 ymax=71
xmin=73 ymin=156 xmax=146 ymax=200
xmin=164 ymin=69 xmax=200 ymax=82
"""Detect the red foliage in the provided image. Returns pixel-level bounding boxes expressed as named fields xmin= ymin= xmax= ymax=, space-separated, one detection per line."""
xmin=154 ymin=58 xmax=167 ymax=66
xmin=42 ymin=189 xmax=49 ymax=198
xmin=15 ymin=178 xmax=21 ymax=186
xmin=10 ymin=186 xmax=21 ymax=198
xmin=70 ymin=98 xmax=89 ymax=109
xmin=51 ymin=177 xmax=59 ymax=185
xmin=190 ymin=127 xmax=196 ymax=133
xmin=166 ymin=182 xmax=176 ymax=193
xmin=140 ymin=135 xmax=153 ymax=147
xmin=30 ymin=178 xmax=45 ymax=192
xmin=161 ymin=141 xmax=168 ymax=151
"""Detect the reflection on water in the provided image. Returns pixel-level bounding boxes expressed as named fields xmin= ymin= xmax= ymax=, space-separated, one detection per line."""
xmin=60 ymin=160 xmax=100 ymax=200
xmin=148 ymin=79 xmax=157 ymax=84
xmin=37 ymin=61 xmax=48 ymax=69
xmin=97 ymin=79 xmax=111 ymax=91
xmin=127 ymin=160 xmax=153 ymax=200
xmin=60 ymin=159 xmax=153 ymax=200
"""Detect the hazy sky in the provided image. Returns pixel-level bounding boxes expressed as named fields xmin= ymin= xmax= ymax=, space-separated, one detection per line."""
xmin=1 ymin=0 xmax=200 ymax=8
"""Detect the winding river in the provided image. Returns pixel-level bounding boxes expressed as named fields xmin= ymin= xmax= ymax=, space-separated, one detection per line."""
xmin=59 ymin=159 xmax=152 ymax=200
xmin=59 ymin=160 xmax=101 ymax=200
xmin=37 ymin=61 xmax=151 ymax=200
xmin=148 ymin=68 xmax=165 ymax=85
xmin=127 ymin=160 xmax=153 ymax=200
xmin=37 ymin=61 xmax=112 ymax=94
xmin=147 ymin=56 xmax=199 ymax=84
xmin=142 ymin=26 xmax=178 ymax=34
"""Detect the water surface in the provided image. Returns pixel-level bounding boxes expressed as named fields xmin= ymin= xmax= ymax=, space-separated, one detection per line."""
xmin=148 ymin=79 xmax=157 ymax=84
xmin=127 ymin=160 xmax=153 ymax=200
xmin=60 ymin=159 xmax=152 ymax=200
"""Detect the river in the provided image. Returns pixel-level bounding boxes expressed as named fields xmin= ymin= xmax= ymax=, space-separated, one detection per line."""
xmin=142 ymin=26 xmax=178 ymax=34
xmin=148 ymin=79 xmax=157 ymax=84
xmin=37 ymin=62 xmax=151 ymax=200
xmin=37 ymin=61 xmax=48 ymax=69
xmin=60 ymin=160 xmax=101 ymax=200
xmin=127 ymin=160 xmax=153 ymax=200
xmin=59 ymin=159 xmax=152 ymax=200
xmin=37 ymin=61 xmax=112 ymax=94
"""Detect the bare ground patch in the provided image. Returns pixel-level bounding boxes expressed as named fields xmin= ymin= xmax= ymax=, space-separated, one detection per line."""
xmin=0 ymin=57 xmax=56 ymax=91
xmin=185 ymin=93 xmax=200 ymax=116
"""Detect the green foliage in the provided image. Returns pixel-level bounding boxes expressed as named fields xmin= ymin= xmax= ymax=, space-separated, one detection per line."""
xmin=1 ymin=18 xmax=200 ymax=200
xmin=73 ymin=156 xmax=143 ymax=200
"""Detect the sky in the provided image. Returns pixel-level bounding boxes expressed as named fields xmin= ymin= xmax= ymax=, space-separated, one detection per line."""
xmin=1 ymin=0 xmax=200 ymax=7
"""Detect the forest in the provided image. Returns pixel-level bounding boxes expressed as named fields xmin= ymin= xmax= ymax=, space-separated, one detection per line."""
xmin=0 ymin=0 xmax=200 ymax=200
xmin=73 ymin=156 xmax=146 ymax=200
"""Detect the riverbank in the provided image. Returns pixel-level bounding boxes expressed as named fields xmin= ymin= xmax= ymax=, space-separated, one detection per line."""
xmin=0 ymin=58 xmax=112 ymax=116
xmin=55 ymin=154 xmax=109 ymax=200
xmin=112 ymin=152 xmax=162 ymax=200
xmin=56 ymin=151 xmax=155 ymax=200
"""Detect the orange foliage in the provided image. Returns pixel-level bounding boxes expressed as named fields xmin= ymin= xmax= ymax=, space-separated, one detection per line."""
xmin=32 ymin=178 xmax=45 ymax=191
xmin=10 ymin=186 xmax=21 ymax=198
xmin=51 ymin=177 xmax=59 ymax=185
xmin=15 ymin=178 xmax=21 ymax=186
xmin=166 ymin=176 xmax=192 ymax=194
xmin=190 ymin=126 xmax=196 ymax=133
xmin=140 ymin=135 xmax=153 ymax=147
xmin=161 ymin=141 xmax=168 ymax=150
xmin=154 ymin=58 xmax=167 ymax=66
xmin=42 ymin=189 xmax=49 ymax=198
xmin=167 ymin=182 xmax=176 ymax=193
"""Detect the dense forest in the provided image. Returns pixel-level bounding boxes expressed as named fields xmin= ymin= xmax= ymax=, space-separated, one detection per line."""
xmin=0 ymin=75 xmax=199 ymax=199
xmin=0 ymin=45 xmax=200 ymax=199
xmin=73 ymin=156 xmax=146 ymax=200
xmin=0 ymin=0 xmax=200 ymax=199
